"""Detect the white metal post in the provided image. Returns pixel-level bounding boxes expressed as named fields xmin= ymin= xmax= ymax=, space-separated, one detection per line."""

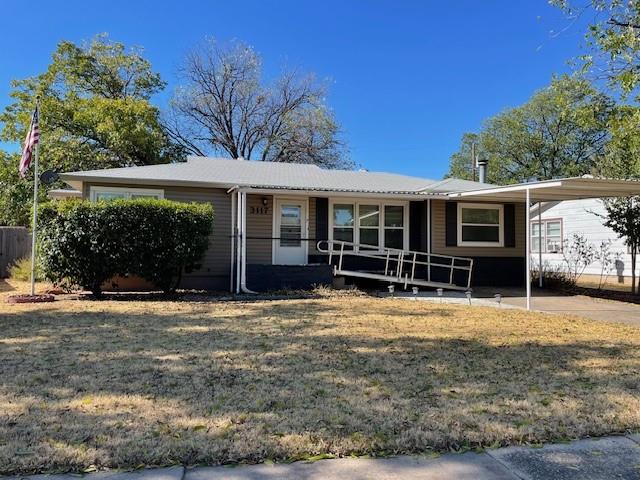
xmin=538 ymin=202 xmax=543 ymax=288
xmin=230 ymin=192 xmax=236 ymax=293
xmin=426 ymin=198 xmax=431 ymax=281
xmin=239 ymin=191 xmax=256 ymax=294
xmin=241 ymin=191 xmax=246 ymax=289
xmin=525 ymin=188 xmax=531 ymax=310
xmin=236 ymin=190 xmax=242 ymax=294
xmin=29 ymin=97 xmax=41 ymax=297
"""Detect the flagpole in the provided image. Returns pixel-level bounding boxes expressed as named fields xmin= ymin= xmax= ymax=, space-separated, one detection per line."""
xmin=29 ymin=96 xmax=41 ymax=296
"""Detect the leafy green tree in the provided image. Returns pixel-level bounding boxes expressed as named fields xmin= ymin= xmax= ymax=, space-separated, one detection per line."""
xmin=594 ymin=106 xmax=640 ymax=294
xmin=445 ymin=132 xmax=478 ymax=181
xmin=0 ymin=151 xmax=44 ymax=226
xmin=553 ymin=1 xmax=640 ymax=96
xmin=446 ymin=76 xmax=613 ymax=184
xmin=0 ymin=35 xmax=181 ymax=225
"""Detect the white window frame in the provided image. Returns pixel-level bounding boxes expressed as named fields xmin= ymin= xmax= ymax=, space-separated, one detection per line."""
xmin=530 ymin=218 xmax=563 ymax=253
xmin=90 ymin=186 xmax=164 ymax=202
xmin=457 ymin=202 xmax=504 ymax=247
xmin=328 ymin=198 xmax=409 ymax=252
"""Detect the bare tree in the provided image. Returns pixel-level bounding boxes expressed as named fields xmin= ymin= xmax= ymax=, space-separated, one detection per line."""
xmin=165 ymin=39 xmax=350 ymax=168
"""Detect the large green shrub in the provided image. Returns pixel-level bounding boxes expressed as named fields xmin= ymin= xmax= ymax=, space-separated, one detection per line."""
xmin=38 ymin=198 xmax=214 ymax=295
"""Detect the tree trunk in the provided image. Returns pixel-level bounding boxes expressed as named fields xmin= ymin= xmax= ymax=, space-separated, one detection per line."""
xmin=91 ymin=282 xmax=102 ymax=298
xmin=164 ymin=267 xmax=183 ymax=294
xmin=631 ymin=247 xmax=637 ymax=295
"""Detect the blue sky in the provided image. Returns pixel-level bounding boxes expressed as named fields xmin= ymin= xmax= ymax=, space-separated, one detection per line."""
xmin=1 ymin=0 xmax=589 ymax=179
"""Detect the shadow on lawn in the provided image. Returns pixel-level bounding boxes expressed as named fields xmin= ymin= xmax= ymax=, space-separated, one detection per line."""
xmin=1 ymin=300 xmax=639 ymax=474
xmin=0 ymin=279 xmax=16 ymax=293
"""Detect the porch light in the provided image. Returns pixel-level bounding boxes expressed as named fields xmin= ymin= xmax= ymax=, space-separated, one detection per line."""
xmin=261 ymin=197 xmax=268 ymax=206
xmin=388 ymin=284 xmax=395 ymax=296
xmin=494 ymin=293 xmax=502 ymax=307
xmin=412 ymin=286 xmax=419 ymax=299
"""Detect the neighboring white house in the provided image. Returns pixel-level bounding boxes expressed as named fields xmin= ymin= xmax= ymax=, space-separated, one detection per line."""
xmin=531 ymin=198 xmax=639 ymax=280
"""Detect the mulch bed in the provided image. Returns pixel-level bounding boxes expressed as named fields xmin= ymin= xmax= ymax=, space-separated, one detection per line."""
xmin=6 ymin=294 xmax=55 ymax=304
xmin=570 ymin=286 xmax=640 ymax=305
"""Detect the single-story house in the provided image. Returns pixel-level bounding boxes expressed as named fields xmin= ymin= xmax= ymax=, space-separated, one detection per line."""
xmin=531 ymin=198 xmax=639 ymax=282
xmin=58 ymin=156 xmax=640 ymax=305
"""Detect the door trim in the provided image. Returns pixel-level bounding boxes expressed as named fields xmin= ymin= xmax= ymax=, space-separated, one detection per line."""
xmin=272 ymin=196 xmax=309 ymax=265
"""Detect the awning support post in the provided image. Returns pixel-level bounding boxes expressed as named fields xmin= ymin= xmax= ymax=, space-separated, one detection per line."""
xmin=235 ymin=190 xmax=242 ymax=294
xmin=525 ymin=188 xmax=531 ymax=310
xmin=538 ymin=202 xmax=543 ymax=288
xmin=239 ymin=190 xmax=256 ymax=294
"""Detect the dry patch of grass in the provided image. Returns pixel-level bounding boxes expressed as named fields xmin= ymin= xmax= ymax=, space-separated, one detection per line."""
xmin=1 ymin=282 xmax=640 ymax=474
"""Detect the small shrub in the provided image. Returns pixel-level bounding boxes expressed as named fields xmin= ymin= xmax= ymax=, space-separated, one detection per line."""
xmin=561 ymin=234 xmax=596 ymax=284
xmin=38 ymin=198 xmax=214 ymax=296
xmin=593 ymin=240 xmax=623 ymax=289
xmin=532 ymin=265 xmax=576 ymax=291
xmin=8 ymin=257 xmax=44 ymax=282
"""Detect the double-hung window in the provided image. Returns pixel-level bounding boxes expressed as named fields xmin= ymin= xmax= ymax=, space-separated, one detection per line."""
xmin=384 ymin=205 xmax=404 ymax=249
xmin=531 ymin=219 xmax=562 ymax=253
xmin=457 ymin=203 xmax=504 ymax=247
xmin=358 ymin=204 xmax=380 ymax=249
xmin=330 ymin=201 xmax=407 ymax=251
xmin=90 ymin=186 xmax=164 ymax=202
xmin=332 ymin=204 xmax=355 ymax=249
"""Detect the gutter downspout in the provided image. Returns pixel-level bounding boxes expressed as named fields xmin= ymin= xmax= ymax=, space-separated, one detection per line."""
xmin=239 ymin=190 xmax=256 ymax=294
xmin=230 ymin=189 xmax=236 ymax=293
xmin=227 ymin=186 xmax=242 ymax=294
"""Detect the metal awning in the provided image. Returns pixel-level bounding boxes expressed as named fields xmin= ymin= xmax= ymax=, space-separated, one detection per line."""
xmin=447 ymin=177 xmax=640 ymax=202
xmin=448 ymin=176 xmax=640 ymax=311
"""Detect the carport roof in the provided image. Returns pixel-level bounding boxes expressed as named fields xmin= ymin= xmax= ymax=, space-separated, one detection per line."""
xmin=447 ymin=177 xmax=640 ymax=202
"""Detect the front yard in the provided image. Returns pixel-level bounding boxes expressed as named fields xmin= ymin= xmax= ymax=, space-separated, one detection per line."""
xmin=1 ymin=281 xmax=639 ymax=474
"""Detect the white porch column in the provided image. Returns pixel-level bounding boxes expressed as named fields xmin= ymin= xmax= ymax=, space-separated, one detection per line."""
xmin=538 ymin=202 xmax=543 ymax=288
xmin=236 ymin=190 xmax=242 ymax=294
xmin=525 ymin=188 xmax=531 ymax=310
xmin=230 ymin=191 xmax=236 ymax=293
xmin=241 ymin=191 xmax=247 ymax=289
xmin=239 ymin=191 xmax=256 ymax=294
xmin=426 ymin=198 xmax=431 ymax=282
xmin=426 ymin=198 xmax=431 ymax=254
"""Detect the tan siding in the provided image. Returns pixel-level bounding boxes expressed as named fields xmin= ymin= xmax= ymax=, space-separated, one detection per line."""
xmin=431 ymin=199 xmax=525 ymax=257
xmin=308 ymin=197 xmax=318 ymax=255
xmin=83 ymin=183 xmax=232 ymax=286
xmin=246 ymin=194 xmax=273 ymax=264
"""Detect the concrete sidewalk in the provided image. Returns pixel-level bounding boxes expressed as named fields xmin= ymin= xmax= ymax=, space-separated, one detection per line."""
xmin=16 ymin=434 xmax=640 ymax=480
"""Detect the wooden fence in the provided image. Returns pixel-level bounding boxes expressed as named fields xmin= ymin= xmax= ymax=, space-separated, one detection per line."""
xmin=0 ymin=227 xmax=31 ymax=277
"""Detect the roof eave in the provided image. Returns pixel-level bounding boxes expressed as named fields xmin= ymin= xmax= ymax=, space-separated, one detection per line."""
xmin=59 ymin=173 xmax=452 ymax=198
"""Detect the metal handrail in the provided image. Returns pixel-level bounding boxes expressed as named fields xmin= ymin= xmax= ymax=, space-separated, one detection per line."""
xmin=317 ymin=239 xmax=474 ymax=290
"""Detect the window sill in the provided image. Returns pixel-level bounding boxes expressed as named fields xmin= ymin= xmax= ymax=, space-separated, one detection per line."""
xmin=457 ymin=242 xmax=504 ymax=248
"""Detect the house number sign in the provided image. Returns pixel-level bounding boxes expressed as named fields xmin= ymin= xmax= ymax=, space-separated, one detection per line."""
xmin=250 ymin=206 xmax=270 ymax=215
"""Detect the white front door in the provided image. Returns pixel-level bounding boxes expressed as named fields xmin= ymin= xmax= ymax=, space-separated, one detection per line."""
xmin=274 ymin=198 xmax=308 ymax=265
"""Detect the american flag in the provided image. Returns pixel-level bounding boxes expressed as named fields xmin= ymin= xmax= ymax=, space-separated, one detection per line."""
xmin=19 ymin=106 xmax=40 ymax=178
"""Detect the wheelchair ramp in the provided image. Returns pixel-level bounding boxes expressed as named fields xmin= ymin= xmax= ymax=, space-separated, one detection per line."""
xmin=317 ymin=240 xmax=474 ymax=291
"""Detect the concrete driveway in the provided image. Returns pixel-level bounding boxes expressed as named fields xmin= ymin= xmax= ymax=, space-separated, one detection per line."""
xmin=474 ymin=287 xmax=640 ymax=327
